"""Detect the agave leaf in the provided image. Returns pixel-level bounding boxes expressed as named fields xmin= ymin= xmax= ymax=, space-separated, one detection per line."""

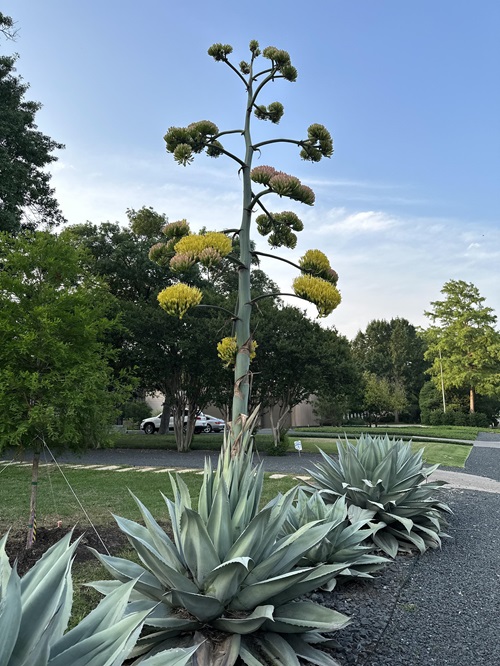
xmin=381 ymin=512 xmax=414 ymax=533
xmin=140 ymin=643 xmax=202 ymax=666
xmin=212 ymin=605 xmax=274 ymax=634
xmin=204 ymin=558 xmax=253 ymax=605
xmin=389 ymin=527 xmax=427 ymax=553
xmin=129 ymin=493 xmax=186 ymax=571
xmin=110 ymin=521 xmax=196 ymax=593
xmin=0 ymin=532 xmax=12 ymax=588
xmin=89 ymin=549 xmax=166 ymax=601
xmin=248 ymin=522 xmax=333 ymax=582
xmin=170 ymin=473 xmax=193 ymax=511
xmin=286 ymin=635 xmax=343 ymax=666
xmin=238 ymin=642 xmax=265 ymax=666
xmin=264 ymin=601 xmax=350 ymax=634
xmin=266 ymin=563 xmax=349 ymax=607
xmin=372 ymin=531 xmax=399 ymax=558
xmin=224 ymin=508 xmax=274 ymax=562
xmin=50 ymin=578 xmax=140 ymax=657
xmin=190 ymin=634 xmax=239 ymax=666
xmin=0 ymin=564 xmax=21 ymax=665
xmin=231 ymin=568 xmax=314 ymax=611
xmin=180 ymin=509 xmax=221 ymax=586
xmin=169 ymin=590 xmax=225 ymax=623
xmin=11 ymin=531 xmax=80 ymax=666
xmin=206 ymin=478 xmax=233 ymax=560
xmin=249 ymin=633 xmax=301 ymax=666
xmin=48 ymin=610 xmax=148 ymax=666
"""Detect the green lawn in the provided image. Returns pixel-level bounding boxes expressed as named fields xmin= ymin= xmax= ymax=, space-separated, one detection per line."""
xmin=296 ymin=438 xmax=471 ymax=467
xmin=293 ymin=424 xmax=482 ymax=442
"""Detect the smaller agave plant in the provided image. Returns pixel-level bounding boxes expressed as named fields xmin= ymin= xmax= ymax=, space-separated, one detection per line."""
xmin=89 ymin=427 xmax=352 ymax=665
xmin=0 ymin=530 xmax=197 ymax=666
xmin=273 ymin=490 xmax=388 ymax=591
xmin=305 ymin=434 xmax=452 ymax=558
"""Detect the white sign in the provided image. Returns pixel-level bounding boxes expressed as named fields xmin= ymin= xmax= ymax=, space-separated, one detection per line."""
xmin=294 ymin=440 xmax=302 ymax=451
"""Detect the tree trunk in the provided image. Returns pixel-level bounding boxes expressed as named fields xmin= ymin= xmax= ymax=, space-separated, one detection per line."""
xmin=470 ymin=387 xmax=475 ymax=413
xmin=159 ymin=402 xmax=170 ymax=435
xmin=26 ymin=448 xmax=41 ymax=549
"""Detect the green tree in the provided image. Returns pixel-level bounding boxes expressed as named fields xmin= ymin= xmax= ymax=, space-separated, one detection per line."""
xmin=423 ymin=280 xmax=500 ymax=413
xmin=0 ymin=231 xmax=129 ymax=545
xmin=362 ymin=372 xmax=407 ymax=425
xmin=312 ymin=329 xmax=362 ymax=426
xmin=0 ymin=13 xmax=65 ymax=233
xmin=352 ymin=317 xmax=426 ymax=421
xmin=152 ymin=41 xmax=339 ymax=453
xmin=64 ymin=218 xmax=231 ymax=450
xmin=250 ymin=306 xmax=326 ymax=445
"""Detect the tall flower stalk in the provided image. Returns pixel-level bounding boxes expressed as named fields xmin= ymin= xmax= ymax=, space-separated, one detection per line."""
xmin=155 ymin=41 xmax=340 ymax=452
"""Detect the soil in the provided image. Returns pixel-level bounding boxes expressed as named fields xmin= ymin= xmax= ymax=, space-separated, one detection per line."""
xmin=5 ymin=524 xmax=130 ymax=576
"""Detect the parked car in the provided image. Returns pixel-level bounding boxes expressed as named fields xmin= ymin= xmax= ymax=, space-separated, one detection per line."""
xmin=200 ymin=413 xmax=226 ymax=433
xmin=140 ymin=410 xmax=207 ymax=435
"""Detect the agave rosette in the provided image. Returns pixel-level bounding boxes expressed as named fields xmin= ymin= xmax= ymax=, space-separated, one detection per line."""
xmin=0 ymin=531 xmax=194 ymax=666
xmin=305 ymin=434 xmax=452 ymax=558
xmin=90 ymin=429 xmax=351 ymax=664
xmin=274 ymin=490 xmax=388 ymax=590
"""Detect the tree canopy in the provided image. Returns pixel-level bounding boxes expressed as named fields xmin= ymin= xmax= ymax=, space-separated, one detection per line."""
xmin=423 ymin=279 xmax=500 ymax=412
xmin=0 ymin=12 xmax=65 ymax=233
xmin=352 ymin=317 xmax=426 ymax=420
xmin=0 ymin=231 xmax=129 ymax=454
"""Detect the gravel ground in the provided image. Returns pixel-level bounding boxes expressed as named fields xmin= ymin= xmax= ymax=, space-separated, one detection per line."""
xmin=318 ymin=487 xmax=500 ymax=666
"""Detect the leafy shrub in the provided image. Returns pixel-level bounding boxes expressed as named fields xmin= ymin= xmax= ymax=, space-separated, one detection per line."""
xmin=121 ymin=400 xmax=152 ymax=428
xmin=89 ymin=436 xmax=351 ymax=664
xmin=260 ymin=432 xmax=290 ymax=456
xmin=305 ymin=434 xmax=452 ymax=558
xmin=467 ymin=411 xmax=490 ymax=427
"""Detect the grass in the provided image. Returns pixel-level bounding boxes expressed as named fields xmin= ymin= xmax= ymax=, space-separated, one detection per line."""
xmin=295 ymin=438 xmax=471 ymax=467
xmin=0 ymin=463 xmax=298 ymax=534
xmin=293 ymin=424 xmax=481 ymax=442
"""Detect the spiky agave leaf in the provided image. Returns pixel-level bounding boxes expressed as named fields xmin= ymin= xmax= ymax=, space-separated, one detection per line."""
xmin=276 ymin=490 xmax=388 ymax=588
xmin=89 ymin=446 xmax=350 ymax=665
xmin=305 ymin=434 xmax=452 ymax=557
xmin=0 ymin=532 xmax=160 ymax=666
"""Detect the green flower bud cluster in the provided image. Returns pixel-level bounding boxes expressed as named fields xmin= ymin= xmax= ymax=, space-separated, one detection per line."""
xmin=300 ymin=124 xmax=334 ymax=161
xmin=256 ymin=210 xmax=304 ymax=249
xmin=148 ymin=242 xmax=172 ymax=266
xmin=262 ymin=46 xmax=298 ymax=82
xmin=164 ymin=120 xmax=220 ymax=166
xmin=239 ymin=60 xmax=251 ymax=74
xmin=254 ymin=101 xmax=284 ymax=124
xmin=207 ymin=43 xmax=233 ymax=61
xmin=249 ymin=39 xmax=261 ymax=56
xmin=158 ymin=283 xmax=203 ymax=318
xmin=299 ymin=249 xmax=339 ymax=285
xmin=293 ymin=274 xmax=341 ymax=317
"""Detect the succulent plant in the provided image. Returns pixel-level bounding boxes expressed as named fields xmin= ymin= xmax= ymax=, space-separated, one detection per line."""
xmin=89 ymin=439 xmax=351 ymax=665
xmin=274 ymin=490 xmax=388 ymax=591
xmin=305 ymin=434 xmax=452 ymax=558
xmin=0 ymin=530 xmax=196 ymax=666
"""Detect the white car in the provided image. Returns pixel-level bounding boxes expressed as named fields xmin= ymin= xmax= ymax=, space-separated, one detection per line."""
xmin=200 ymin=413 xmax=226 ymax=433
xmin=141 ymin=411 xmax=207 ymax=435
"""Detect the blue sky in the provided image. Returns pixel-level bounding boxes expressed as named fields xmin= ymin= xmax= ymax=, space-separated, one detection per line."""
xmin=4 ymin=1 xmax=500 ymax=339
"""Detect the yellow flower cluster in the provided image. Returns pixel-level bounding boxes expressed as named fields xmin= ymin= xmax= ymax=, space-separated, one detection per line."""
xmin=292 ymin=274 xmax=341 ymax=318
xmin=175 ymin=232 xmax=232 ymax=260
xmin=157 ymin=283 xmax=202 ymax=319
xmin=217 ymin=336 xmax=258 ymax=367
xmin=299 ymin=249 xmax=331 ymax=274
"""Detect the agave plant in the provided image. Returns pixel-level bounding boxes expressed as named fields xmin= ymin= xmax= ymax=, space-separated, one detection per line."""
xmin=0 ymin=530 xmax=198 ymax=666
xmin=273 ymin=490 xmax=388 ymax=591
xmin=305 ymin=434 xmax=452 ymax=558
xmin=89 ymin=434 xmax=352 ymax=665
